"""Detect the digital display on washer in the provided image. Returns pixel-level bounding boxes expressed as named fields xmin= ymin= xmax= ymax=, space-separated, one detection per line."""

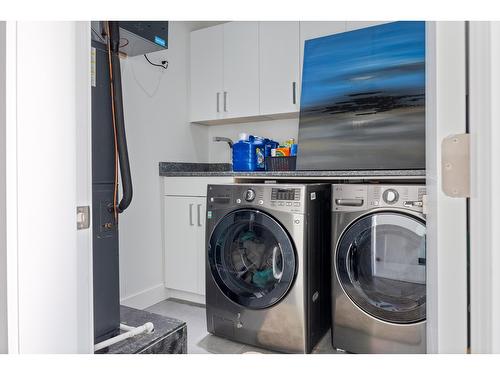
xmin=271 ymin=188 xmax=300 ymax=201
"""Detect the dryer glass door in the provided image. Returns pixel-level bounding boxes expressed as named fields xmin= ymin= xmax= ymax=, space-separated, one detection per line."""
xmin=336 ymin=212 xmax=426 ymax=324
xmin=208 ymin=209 xmax=296 ymax=309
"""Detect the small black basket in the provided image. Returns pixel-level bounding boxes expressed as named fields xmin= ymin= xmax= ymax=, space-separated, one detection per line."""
xmin=265 ymin=156 xmax=297 ymax=171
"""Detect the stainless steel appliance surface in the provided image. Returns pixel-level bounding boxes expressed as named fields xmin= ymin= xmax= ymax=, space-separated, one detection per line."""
xmin=205 ymin=183 xmax=331 ymax=353
xmin=331 ymin=184 xmax=426 ymax=354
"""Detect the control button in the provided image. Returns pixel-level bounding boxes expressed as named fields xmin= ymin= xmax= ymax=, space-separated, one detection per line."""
xmin=278 ymin=202 xmax=285 ymax=206
xmin=373 ymin=200 xmax=379 ymax=206
xmin=258 ymin=199 xmax=264 ymax=205
xmin=294 ymin=219 xmax=301 ymax=224
xmin=244 ymin=189 xmax=256 ymax=202
xmin=236 ymin=199 xmax=241 ymax=204
xmin=382 ymin=189 xmax=399 ymax=204
xmin=293 ymin=202 xmax=300 ymax=207
xmin=286 ymin=202 xmax=292 ymax=206
xmin=404 ymin=200 xmax=423 ymax=208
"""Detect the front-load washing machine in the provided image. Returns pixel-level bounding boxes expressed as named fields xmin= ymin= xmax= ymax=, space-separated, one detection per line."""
xmin=205 ymin=183 xmax=331 ymax=353
xmin=331 ymin=184 xmax=426 ymax=354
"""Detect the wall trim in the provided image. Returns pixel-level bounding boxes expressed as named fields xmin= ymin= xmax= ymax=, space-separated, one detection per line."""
xmin=120 ymin=284 xmax=169 ymax=310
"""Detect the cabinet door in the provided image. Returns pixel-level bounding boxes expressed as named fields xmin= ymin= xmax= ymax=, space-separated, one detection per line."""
xmin=193 ymin=197 xmax=207 ymax=296
xmin=164 ymin=196 xmax=199 ymax=294
xmin=259 ymin=21 xmax=300 ymax=115
xmin=345 ymin=21 xmax=390 ymax=32
xmin=223 ymin=22 xmax=260 ymax=119
xmin=190 ymin=24 xmax=224 ymax=122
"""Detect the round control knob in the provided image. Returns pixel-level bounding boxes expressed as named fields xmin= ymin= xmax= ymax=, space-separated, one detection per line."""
xmin=383 ymin=189 xmax=399 ymax=204
xmin=244 ymin=189 xmax=256 ymax=202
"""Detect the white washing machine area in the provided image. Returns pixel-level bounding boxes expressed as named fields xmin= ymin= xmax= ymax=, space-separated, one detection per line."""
xmin=331 ymin=184 xmax=427 ymax=354
xmin=204 ymin=182 xmax=427 ymax=354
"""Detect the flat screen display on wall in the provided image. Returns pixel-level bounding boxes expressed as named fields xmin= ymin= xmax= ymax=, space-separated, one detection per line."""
xmin=297 ymin=21 xmax=426 ymax=171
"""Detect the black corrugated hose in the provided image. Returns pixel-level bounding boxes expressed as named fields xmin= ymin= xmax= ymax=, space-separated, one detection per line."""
xmin=108 ymin=21 xmax=133 ymax=213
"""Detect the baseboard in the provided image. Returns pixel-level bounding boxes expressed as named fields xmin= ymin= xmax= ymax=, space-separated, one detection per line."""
xmin=166 ymin=288 xmax=206 ymax=305
xmin=120 ymin=284 xmax=169 ymax=310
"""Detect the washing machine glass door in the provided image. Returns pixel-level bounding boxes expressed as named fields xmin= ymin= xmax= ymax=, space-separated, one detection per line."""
xmin=208 ymin=209 xmax=296 ymax=309
xmin=336 ymin=212 xmax=426 ymax=324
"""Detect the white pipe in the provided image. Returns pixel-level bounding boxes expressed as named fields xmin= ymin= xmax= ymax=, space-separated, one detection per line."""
xmin=94 ymin=322 xmax=154 ymax=352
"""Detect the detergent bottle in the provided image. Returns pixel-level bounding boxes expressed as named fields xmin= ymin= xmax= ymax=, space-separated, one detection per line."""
xmin=232 ymin=134 xmax=263 ymax=171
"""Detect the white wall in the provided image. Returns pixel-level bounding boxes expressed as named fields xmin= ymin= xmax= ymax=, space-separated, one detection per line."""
xmin=0 ymin=21 xmax=7 ymax=354
xmin=469 ymin=21 xmax=500 ymax=354
xmin=119 ymin=21 xmax=211 ymax=308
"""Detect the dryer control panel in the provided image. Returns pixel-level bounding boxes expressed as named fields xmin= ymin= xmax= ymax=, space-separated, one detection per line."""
xmin=332 ymin=184 xmax=426 ymax=213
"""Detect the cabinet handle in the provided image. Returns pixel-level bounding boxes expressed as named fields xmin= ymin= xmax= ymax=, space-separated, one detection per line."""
xmin=189 ymin=203 xmax=194 ymax=226
xmin=216 ymin=92 xmax=220 ymax=113
xmin=197 ymin=204 xmax=202 ymax=227
xmin=223 ymin=91 xmax=228 ymax=112
xmin=292 ymin=81 xmax=297 ymax=105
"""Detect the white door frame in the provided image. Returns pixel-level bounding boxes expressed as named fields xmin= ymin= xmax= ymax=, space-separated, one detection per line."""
xmin=426 ymin=21 xmax=469 ymax=353
xmin=4 ymin=21 xmax=93 ymax=353
xmin=5 ymin=20 xmax=19 ymax=353
xmin=468 ymin=21 xmax=500 ymax=354
xmin=75 ymin=21 xmax=94 ymax=354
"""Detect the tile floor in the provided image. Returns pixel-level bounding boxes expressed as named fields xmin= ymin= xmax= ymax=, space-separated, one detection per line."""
xmin=146 ymin=298 xmax=337 ymax=354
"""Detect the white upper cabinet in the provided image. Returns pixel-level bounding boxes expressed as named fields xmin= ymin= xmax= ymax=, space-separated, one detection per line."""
xmin=190 ymin=24 xmax=224 ymax=123
xmin=299 ymin=21 xmax=346 ymax=43
xmin=259 ymin=21 xmax=300 ymax=116
xmin=189 ymin=21 xmax=392 ymax=124
xmin=222 ymin=22 xmax=260 ymax=119
xmin=345 ymin=21 xmax=390 ymax=32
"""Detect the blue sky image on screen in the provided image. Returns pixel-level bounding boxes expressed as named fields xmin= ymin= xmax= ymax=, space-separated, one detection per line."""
xmin=300 ymin=21 xmax=425 ymax=110
xmin=297 ymin=21 xmax=426 ymax=170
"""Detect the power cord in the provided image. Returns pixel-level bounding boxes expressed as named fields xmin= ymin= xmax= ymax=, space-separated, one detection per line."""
xmin=144 ymin=54 xmax=168 ymax=70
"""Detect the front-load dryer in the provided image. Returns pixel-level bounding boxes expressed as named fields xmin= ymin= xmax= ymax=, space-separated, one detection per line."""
xmin=331 ymin=184 xmax=426 ymax=354
xmin=205 ymin=183 xmax=331 ymax=353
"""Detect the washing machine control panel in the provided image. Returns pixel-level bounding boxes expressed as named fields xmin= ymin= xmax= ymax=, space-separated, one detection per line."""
xmin=271 ymin=188 xmax=301 ymax=201
xmin=332 ymin=184 xmax=426 ymax=213
xmin=207 ymin=184 xmax=306 ymax=214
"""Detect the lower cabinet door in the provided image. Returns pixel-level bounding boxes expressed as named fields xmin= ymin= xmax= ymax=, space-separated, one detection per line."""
xmin=164 ymin=196 xmax=201 ymax=295
xmin=194 ymin=198 xmax=207 ymax=296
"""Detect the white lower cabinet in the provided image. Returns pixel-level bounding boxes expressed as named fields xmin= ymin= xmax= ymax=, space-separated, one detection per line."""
xmin=163 ymin=177 xmax=232 ymax=303
xmin=164 ymin=196 xmax=206 ymax=296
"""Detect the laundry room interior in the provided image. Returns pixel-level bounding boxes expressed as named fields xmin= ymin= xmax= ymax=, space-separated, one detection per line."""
xmin=2 ymin=5 xmax=500 ymax=362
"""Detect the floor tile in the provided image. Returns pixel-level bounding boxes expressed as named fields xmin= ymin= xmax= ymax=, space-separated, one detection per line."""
xmin=146 ymin=298 xmax=337 ymax=354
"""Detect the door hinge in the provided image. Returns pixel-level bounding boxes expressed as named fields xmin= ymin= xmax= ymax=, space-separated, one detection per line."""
xmin=77 ymin=206 xmax=90 ymax=230
xmin=441 ymin=133 xmax=470 ymax=198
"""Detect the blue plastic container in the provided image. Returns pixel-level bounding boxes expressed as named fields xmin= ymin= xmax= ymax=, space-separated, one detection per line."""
xmin=232 ymin=135 xmax=266 ymax=172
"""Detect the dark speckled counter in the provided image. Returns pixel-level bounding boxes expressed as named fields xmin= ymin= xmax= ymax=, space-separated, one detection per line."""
xmin=98 ymin=306 xmax=187 ymax=354
xmin=159 ymin=162 xmax=425 ymax=179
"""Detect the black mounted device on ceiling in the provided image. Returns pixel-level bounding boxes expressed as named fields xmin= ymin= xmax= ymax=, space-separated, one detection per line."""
xmin=91 ymin=21 xmax=169 ymax=57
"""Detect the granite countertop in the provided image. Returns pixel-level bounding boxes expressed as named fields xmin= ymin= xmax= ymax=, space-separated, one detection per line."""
xmin=159 ymin=162 xmax=426 ymax=178
xmin=159 ymin=162 xmax=235 ymax=177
